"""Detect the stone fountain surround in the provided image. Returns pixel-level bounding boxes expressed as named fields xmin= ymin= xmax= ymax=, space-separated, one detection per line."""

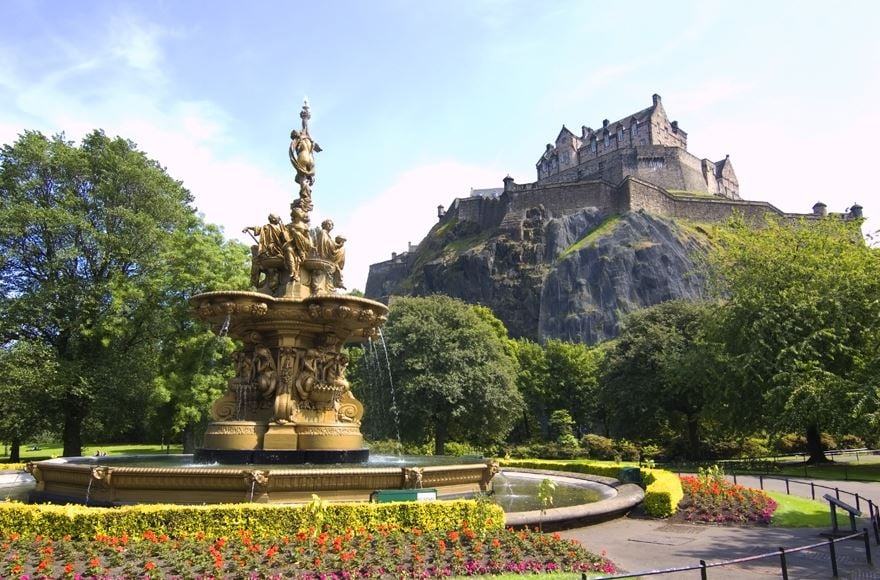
xmin=500 ymin=468 xmax=645 ymax=530
xmin=27 ymin=456 xmax=500 ymax=506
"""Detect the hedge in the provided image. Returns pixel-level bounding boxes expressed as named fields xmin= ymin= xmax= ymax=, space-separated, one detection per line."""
xmin=499 ymin=459 xmax=683 ymax=518
xmin=0 ymin=499 xmax=505 ymax=540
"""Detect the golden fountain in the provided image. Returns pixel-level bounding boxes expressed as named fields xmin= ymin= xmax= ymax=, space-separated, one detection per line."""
xmin=28 ymin=102 xmax=498 ymax=505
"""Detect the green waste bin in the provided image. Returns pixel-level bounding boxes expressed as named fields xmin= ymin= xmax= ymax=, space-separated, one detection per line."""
xmin=618 ymin=467 xmax=642 ymax=484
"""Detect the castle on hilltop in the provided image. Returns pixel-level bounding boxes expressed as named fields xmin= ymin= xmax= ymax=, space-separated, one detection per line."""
xmin=368 ymin=95 xmax=862 ymax=292
xmin=535 ymin=94 xmax=739 ymax=199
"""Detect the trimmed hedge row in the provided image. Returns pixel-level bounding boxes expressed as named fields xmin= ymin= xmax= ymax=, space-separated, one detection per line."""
xmin=0 ymin=499 xmax=505 ymax=540
xmin=0 ymin=463 xmax=26 ymax=471
xmin=499 ymin=459 xmax=683 ymax=518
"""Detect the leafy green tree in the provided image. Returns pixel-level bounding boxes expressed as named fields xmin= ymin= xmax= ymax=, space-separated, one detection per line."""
xmin=600 ymin=300 xmax=718 ymax=459
xmin=0 ymin=130 xmax=248 ymax=456
xmin=0 ymin=340 xmax=58 ymax=461
xmin=380 ymin=296 xmax=523 ymax=454
xmin=511 ymin=338 xmax=549 ymax=441
xmin=512 ymin=338 xmax=603 ymax=441
xmin=708 ymin=216 xmax=880 ymax=462
xmin=544 ymin=340 xmax=603 ymax=435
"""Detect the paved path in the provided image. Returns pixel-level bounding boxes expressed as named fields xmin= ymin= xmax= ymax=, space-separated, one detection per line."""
xmin=562 ymin=476 xmax=879 ymax=579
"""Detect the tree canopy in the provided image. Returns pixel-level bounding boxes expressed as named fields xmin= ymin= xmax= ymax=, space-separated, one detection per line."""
xmin=376 ymin=295 xmax=523 ymax=454
xmin=708 ymin=215 xmax=880 ymax=462
xmin=0 ymin=130 xmax=249 ymax=455
xmin=600 ymin=300 xmax=718 ymax=459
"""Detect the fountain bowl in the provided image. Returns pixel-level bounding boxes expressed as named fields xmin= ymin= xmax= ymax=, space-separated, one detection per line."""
xmin=26 ymin=455 xmax=499 ymax=506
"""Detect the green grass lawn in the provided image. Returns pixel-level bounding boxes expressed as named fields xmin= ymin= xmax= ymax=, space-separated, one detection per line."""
xmin=2 ymin=442 xmax=183 ymax=465
xmin=775 ymin=460 xmax=880 ymax=482
xmin=768 ymin=491 xmax=835 ymax=527
xmin=769 ymin=490 xmax=878 ymax=532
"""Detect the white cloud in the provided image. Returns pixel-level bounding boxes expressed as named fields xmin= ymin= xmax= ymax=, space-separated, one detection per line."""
xmin=335 ymin=161 xmax=505 ymax=292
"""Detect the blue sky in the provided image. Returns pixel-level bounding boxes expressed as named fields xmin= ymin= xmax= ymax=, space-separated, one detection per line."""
xmin=1 ymin=0 xmax=878 ymax=290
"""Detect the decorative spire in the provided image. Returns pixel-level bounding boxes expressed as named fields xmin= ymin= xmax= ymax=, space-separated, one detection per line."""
xmin=300 ymin=98 xmax=311 ymax=134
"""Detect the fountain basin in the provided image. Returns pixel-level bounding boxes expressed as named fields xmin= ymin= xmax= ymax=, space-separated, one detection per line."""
xmin=498 ymin=468 xmax=645 ymax=530
xmin=27 ymin=455 xmax=498 ymax=506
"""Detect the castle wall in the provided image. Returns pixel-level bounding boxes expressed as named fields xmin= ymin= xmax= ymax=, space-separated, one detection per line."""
xmin=500 ymin=181 xmax=622 ymax=232
xmin=444 ymin=195 xmax=507 ymax=230
xmin=623 ymin=178 xmax=790 ymax=222
xmin=365 ymin=258 xmax=411 ymax=301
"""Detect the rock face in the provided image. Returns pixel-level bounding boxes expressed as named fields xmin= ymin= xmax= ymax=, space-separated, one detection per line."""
xmin=366 ymin=209 xmax=710 ymax=344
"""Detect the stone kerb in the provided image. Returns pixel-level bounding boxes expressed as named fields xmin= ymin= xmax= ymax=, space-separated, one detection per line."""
xmin=501 ymin=467 xmax=645 ymax=530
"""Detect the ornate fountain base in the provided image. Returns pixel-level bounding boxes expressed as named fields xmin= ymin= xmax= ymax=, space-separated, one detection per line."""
xmin=190 ymin=291 xmax=387 ymax=465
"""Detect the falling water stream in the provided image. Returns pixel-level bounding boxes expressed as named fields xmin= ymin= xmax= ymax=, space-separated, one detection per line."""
xmin=218 ymin=313 xmax=231 ymax=337
xmin=84 ymin=477 xmax=93 ymax=504
xmin=376 ymin=330 xmax=402 ymax=449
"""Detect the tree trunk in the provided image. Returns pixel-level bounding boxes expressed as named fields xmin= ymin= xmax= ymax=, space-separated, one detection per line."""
xmin=62 ymin=406 xmax=84 ymax=457
xmin=9 ymin=436 xmax=21 ymax=463
xmin=686 ymin=414 xmax=701 ymax=460
xmin=805 ymin=424 xmax=828 ymax=464
xmin=434 ymin=421 xmax=448 ymax=456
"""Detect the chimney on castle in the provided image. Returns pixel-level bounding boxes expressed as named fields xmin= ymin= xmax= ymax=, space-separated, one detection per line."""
xmin=812 ymin=202 xmax=827 ymax=217
xmin=671 ymin=120 xmax=679 ymax=133
xmin=652 ymin=94 xmax=661 ymax=106
xmin=602 ymin=119 xmax=610 ymax=129
xmin=437 ymin=204 xmax=445 ymax=219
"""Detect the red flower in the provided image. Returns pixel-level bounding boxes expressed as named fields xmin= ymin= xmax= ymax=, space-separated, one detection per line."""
xmin=145 ymin=561 xmax=156 ymax=571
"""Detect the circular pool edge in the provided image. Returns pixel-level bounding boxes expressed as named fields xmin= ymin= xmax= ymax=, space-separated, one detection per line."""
xmin=500 ymin=468 xmax=644 ymax=530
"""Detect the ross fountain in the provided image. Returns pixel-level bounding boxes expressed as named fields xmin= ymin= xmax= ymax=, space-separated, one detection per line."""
xmin=27 ymin=102 xmax=498 ymax=505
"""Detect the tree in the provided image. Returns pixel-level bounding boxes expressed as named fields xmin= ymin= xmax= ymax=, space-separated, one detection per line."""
xmin=379 ymin=296 xmax=523 ymax=454
xmin=708 ymin=215 xmax=880 ymax=463
xmin=544 ymin=340 xmax=603 ymax=435
xmin=0 ymin=130 xmax=248 ymax=456
xmin=0 ymin=340 xmax=58 ymax=461
xmin=511 ymin=338 xmax=549 ymax=442
xmin=512 ymin=338 xmax=603 ymax=441
xmin=599 ymin=300 xmax=718 ymax=459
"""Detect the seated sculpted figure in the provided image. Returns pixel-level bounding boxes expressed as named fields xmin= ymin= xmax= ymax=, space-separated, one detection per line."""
xmin=243 ymin=214 xmax=288 ymax=289
xmin=284 ymin=200 xmax=314 ymax=282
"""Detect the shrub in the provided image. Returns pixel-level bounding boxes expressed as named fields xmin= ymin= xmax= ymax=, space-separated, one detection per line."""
xmin=836 ymin=434 xmax=865 ymax=450
xmin=579 ymin=434 xmax=616 ymax=460
xmin=443 ymin=441 xmax=483 ymax=457
xmin=641 ymin=469 xmax=684 ymax=518
xmin=615 ymin=439 xmax=640 ymax=462
xmin=0 ymin=499 xmax=505 ymax=540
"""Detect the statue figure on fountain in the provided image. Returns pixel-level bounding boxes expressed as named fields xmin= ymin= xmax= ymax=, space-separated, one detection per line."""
xmin=289 ymin=99 xmax=321 ymax=205
xmin=244 ymin=214 xmax=288 ymax=291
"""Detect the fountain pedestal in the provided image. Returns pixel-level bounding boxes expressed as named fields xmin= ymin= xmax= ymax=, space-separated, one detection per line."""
xmin=191 ymin=291 xmax=386 ymax=464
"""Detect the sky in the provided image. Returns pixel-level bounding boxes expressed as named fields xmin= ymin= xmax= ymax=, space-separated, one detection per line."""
xmin=1 ymin=0 xmax=878 ymax=290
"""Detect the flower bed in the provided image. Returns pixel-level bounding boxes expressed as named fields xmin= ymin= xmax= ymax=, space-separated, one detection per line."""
xmin=0 ymin=523 xmax=616 ymax=578
xmin=678 ymin=466 xmax=777 ymax=525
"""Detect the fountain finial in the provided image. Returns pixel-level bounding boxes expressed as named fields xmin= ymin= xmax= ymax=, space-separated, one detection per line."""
xmin=300 ymin=98 xmax=311 ymax=134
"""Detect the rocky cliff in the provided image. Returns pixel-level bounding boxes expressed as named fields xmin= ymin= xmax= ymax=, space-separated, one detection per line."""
xmin=365 ymin=208 xmax=711 ymax=344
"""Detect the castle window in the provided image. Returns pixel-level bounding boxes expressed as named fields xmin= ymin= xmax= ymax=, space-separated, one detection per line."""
xmin=631 ymin=120 xmax=639 ymax=137
xmin=604 ymin=134 xmax=610 ymax=148
xmin=590 ymin=138 xmax=597 ymax=153
xmin=618 ymin=127 xmax=625 ymax=142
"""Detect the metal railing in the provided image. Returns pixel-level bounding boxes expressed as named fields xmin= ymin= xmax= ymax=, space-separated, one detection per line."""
xmin=588 ymin=529 xmax=873 ymax=579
